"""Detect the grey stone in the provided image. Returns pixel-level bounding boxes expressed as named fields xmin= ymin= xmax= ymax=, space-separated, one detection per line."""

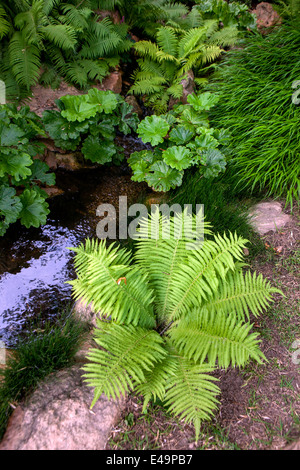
xmin=73 ymin=298 xmax=100 ymax=328
xmin=0 ymin=365 xmax=125 ymax=450
xmin=249 ymin=201 xmax=291 ymax=235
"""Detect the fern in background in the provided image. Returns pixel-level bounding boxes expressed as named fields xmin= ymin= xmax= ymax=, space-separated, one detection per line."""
xmin=0 ymin=0 xmax=133 ymax=99
xmin=95 ymin=0 xmax=190 ymax=38
xmin=69 ymin=210 xmax=281 ymax=439
xmin=129 ymin=0 xmax=256 ymax=114
xmin=129 ymin=21 xmax=240 ymax=113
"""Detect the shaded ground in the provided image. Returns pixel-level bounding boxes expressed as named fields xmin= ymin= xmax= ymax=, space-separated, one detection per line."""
xmin=106 ymin=204 xmax=300 ymax=451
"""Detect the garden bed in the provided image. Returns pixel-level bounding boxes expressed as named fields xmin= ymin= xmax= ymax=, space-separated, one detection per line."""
xmin=107 ymin=205 xmax=300 ymax=450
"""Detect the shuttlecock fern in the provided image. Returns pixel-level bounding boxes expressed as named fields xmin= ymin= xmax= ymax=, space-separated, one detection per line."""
xmin=129 ymin=21 xmax=240 ymax=113
xmin=69 ymin=210 xmax=281 ymax=440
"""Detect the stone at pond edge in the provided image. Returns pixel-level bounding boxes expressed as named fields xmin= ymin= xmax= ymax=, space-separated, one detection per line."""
xmin=0 ymin=365 xmax=126 ymax=450
xmin=248 ymin=201 xmax=291 ymax=236
xmin=73 ymin=298 xmax=100 ymax=328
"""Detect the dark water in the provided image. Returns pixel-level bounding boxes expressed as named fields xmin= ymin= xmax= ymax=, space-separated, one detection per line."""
xmin=0 ymin=140 xmax=148 ymax=347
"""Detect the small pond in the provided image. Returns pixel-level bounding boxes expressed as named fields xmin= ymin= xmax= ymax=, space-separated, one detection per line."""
xmin=0 ymin=137 xmax=148 ymax=347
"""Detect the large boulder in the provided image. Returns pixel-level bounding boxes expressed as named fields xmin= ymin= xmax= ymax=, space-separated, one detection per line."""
xmin=254 ymin=2 xmax=282 ymax=34
xmin=0 ymin=365 xmax=125 ymax=450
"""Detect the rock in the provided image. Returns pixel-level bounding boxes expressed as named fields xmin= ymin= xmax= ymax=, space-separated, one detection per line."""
xmin=43 ymin=186 xmax=64 ymax=198
xmin=98 ymin=69 xmax=123 ymax=95
xmin=144 ymin=192 xmax=168 ymax=207
xmin=249 ymin=201 xmax=291 ymax=235
xmin=96 ymin=10 xmax=122 ymax=24
xmin=25 ymin=82 xmax=83 ymax=117
xmin=0 ymin=349 xmax=15 ymax=371
xmin=169 ymin=69 xmax=195 ymax=109
xmin=73 ymin=335 xmax=96 ymax=363
xmin=0 ymin=365 xmax=126 ymax=450
xmin=125 ymin=95 xmax=143 ymax=119
xmin=55 ymin=153 xmax=83 ymax=171
xmin=181 ymin=69 xmax=195 ymax=104
xmin=44 ymin=150 xmax=58 ymax=170
xmin=72 ymin=299 xmax=100 ymax=328
xmin=254 ymin=2 xmax=282 ymax=34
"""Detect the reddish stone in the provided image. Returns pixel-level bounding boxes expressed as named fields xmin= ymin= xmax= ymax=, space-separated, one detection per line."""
xmin=254 ymin=2 xmax=282 ymax=34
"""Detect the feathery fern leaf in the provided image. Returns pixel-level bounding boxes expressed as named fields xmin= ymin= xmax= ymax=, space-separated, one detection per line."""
xmin=164 ymin=355 xmax=220 ymax=440
xmin=9 ymin=31 xmax=41 ymax=89
xmin=169 ymin=308 xmax=266 ymax=368
xmin=83 ymin=322 xmax=167 ymax=405
xmin=68 ymin=238 xmax=156 ymax=328
xmin=203 ymin=270 xmax=281 ymax=321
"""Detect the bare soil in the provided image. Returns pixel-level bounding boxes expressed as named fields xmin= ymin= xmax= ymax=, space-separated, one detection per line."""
xmin=107 ymin=205 xmax=300 ymax=451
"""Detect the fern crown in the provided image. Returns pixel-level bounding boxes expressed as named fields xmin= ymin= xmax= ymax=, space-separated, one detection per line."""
xmin=69 ymin=210 xmax=281 ymax=439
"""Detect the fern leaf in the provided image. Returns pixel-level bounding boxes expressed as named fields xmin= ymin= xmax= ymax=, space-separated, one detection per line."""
xmin=134 ymin=40 xmax=160 ymax=60
xmin=68 ymin=238 xmax=156 ymax=328
xmin=169 ymin=308 xmax=266 ymax=368
xmin=9 ymin=31 xmax=41 ymax=89
xmin=164 ymin=354 xmax=220 ymax=440
xmin=13 ymin=0 xmax=45 ymax=46
xmin=135 ymin=348 xmax=178 ymax=411
xmin=0 ymin=6 xmax=11 ymax=39
xmin=156 ymin=27 xmax=178 ymax=56
xmin=203 ymin=270 xmax=283 ymax=321
xmin=41 ymin=24 xmax=77 ymax=50
xmin=135 ymin=208 xmax=211 ymax=322
xmin=167 ymin=232 xmax=248 ymax=321
xmin=83 ymin=322 xmax=167 ymax=405
xmin=59 ymin=4 xmax=92 ymax=31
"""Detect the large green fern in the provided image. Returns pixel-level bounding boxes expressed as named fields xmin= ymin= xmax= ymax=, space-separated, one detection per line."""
xmin=69 ymin=210 xmax=281 ymax=440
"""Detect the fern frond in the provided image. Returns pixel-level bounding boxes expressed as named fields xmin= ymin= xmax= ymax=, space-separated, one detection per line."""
xmin=0 ymin=6 xmax=11 ymax=39
xmin=83 ymin=322 xmax=167 ymax=405
xmin=68 ymin=238 xmax=156 ymax=328
xmin=130 ymin=76 xmax=168 ymax=96
xmin=169 ymin=308 xmax=266 ymax=368
xmin=178 ymin=21 xmax=218 ymax=59
xmin=59 ymin=4 xmax=92 ymax=31
xmin=167 ymin=82 xmax=183 ymax=99
xmin=41 ymin=24 xmax=77 ymax=50
xmin=164 ymin=354 xmax=220 ymax=440
xmin=203 ymin=269 xmax=282 ymax=321
xmin=208 ymin=26 xmax=239 ymax=47
xmin=135 ymin=208 xmax=212 ymax=322
xmin=135 ymin=58 xmax=167 ymax=79
xmin=199 ymin=45 xmax=224 ymax=65
xmin=135 ymin=347 xmax=178 ymax=411
xmin=156 ymin=27 xmax=178 ymax=56
xmin=167 ymin=232 xmax=248 ymax=321
xmin=134 ymin=40 xmax=160 ymax=60
xmin=9 ymin=31 xmax=41 ymax=89
xmin=14 ymin=0 xmax=45 ymax=46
